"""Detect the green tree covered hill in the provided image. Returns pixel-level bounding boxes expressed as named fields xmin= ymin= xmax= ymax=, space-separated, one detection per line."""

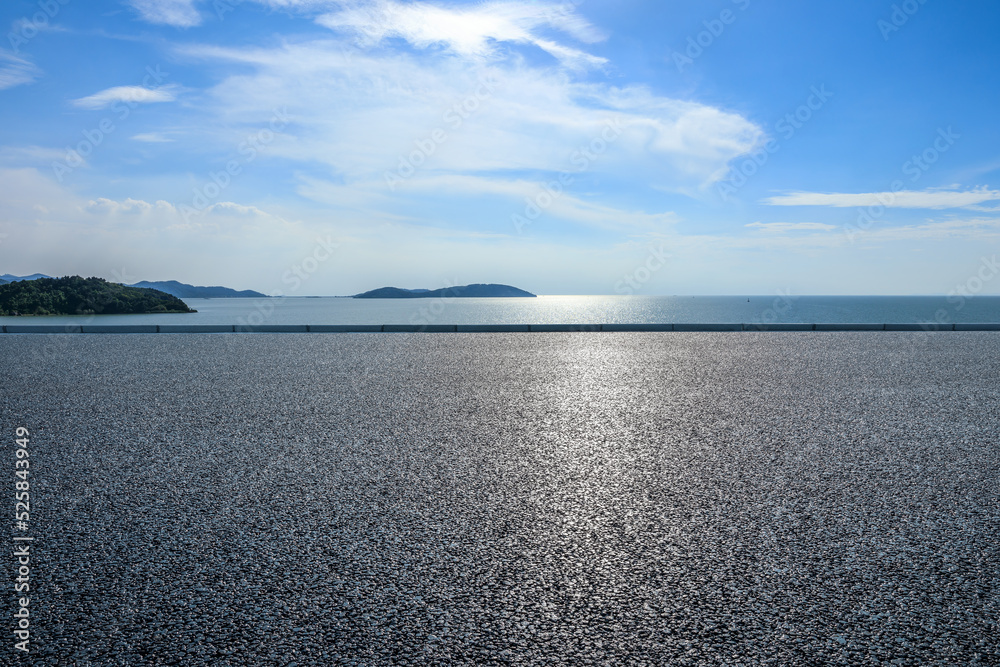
xmin=0 ymin=276 xmax=196 ymax=316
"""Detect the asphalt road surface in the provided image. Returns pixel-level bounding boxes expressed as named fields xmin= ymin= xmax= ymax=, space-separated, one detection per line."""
xmin=1 ymin=333 xmax=997 ymax=665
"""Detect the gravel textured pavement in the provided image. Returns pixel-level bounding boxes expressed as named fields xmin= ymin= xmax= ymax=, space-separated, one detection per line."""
xmin=1 ymin=332 xmax=998 ymax=666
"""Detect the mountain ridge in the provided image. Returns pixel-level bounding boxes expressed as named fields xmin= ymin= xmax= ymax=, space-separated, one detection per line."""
xmin=1 ymin=275 xmax=264 ymax=298
xmin=354 ymin=284 xmax=536 ymax=299
xmin=127 ymin=281 xmax=266 ymax=299
xmin=1 ymin=273 xmax=52 ymax=283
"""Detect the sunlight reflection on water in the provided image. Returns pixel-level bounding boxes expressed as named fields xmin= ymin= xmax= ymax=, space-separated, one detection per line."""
xmin=2 ymin=295 xmax=1000 ymax=325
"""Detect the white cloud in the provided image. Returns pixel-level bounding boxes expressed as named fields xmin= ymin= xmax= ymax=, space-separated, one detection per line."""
xmin=729 ymin=217 xmax=1000 ymax=250
xmin=762 ymin=187 xmax=1000 ymax=210
xmin=746 ymin=222 xmax=837 ymax=233
xmin=71 ymin=85 xmax=179 ymax=110
xmin=0 ymin=50 xmax=40 ymax=90
xmin=178 ymin=39 xmax=762 ymax=200
xmin=0 ymin=145 xmax=69 ymax=166
xmin=0 ymin=168 xmax=80 ymax=219
xmin=0 ymin=172 xmax=320 ymax=288
xmin=84 ymin=197 xmax=160 ymax=215
xmin=131 ymin=132 xmax=174 ymax=143
xmin=4 ymin=167 xmax=999 ymax=296
xmin=81 ymin=197 xmax=282 ymax=224
xmin=205 ymin=202 xmax=269 ymax=217
xmin=315 ymin=0 xmax=607 ymax=69
xmin=298 ymin=172 xmax=677 ymax=231
xmin=406 ymin=174 xmax=677 ymax=230
xmin=250 ymin=0 xmax=339 ymax=7
xmin=127 ymin=0 xmax=201 ymax=27
xmin=863 ymin=217 xmax=1000 ymax=242
xmin=78 ymin=196 xmax=290 ymax=233
xmin=9 ymin=17 xmax=64 ymax=34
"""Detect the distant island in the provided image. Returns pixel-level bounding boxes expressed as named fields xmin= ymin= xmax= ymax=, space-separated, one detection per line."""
xmin=1 ymin=274 xmax=265 ymax=299
xmin=128 ymin=280 xmax=266 ymax=299
xmin=0 ymin=276 xmax=195 ymax=316
xmin=354 ymin=284 xmax=536 ymax=299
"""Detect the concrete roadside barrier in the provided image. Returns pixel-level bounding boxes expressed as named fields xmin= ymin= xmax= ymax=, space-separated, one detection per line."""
xmin=307 ymin=324 xmax=383 ymax=333
xmin=3 ymin=325 xmax=83 ymax=333
xmin=528 ymin=324 xmax=602 ymax=332
xmin=235 ymin=324 xmax=309 ymax=333
xmin=81 ymin=325 xmax=158 ymax=334
xmin=157 ymin=325 xmax=236 ymax=333
xmin=455 ymin=324 xmax=532 ymax=332
xmin=910 ymin=323 xmax=956 ymax=332
xmin=954 ymin=323 xmax=1000 ymax=331
xmin=383 ymin=324 xmax=458 ymax=332
xmin=744 ymin=323 xmax=815 ymax=331
xmin=674 ymin=323 xmax=744 ymax=332
xmin=814 ymin=323 xmax=885 ymax=331
xmin=1 ymin=322 xmax=998 ymax=334
xmin=884 ymin=323 xmax=932 ymax=332
xmin=600 ymin=324 xmax=674 ymax=332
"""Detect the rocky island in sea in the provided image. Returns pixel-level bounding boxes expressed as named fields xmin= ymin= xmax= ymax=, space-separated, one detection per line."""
xmin=0 ymin=276 xmax=195 ymax=316
xmin=354 ymin=284 xmax=536 ymax=298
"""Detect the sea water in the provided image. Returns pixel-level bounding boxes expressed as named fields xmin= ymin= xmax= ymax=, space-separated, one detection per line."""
xmin=2 ymin=295 xmax=1000 ymax=326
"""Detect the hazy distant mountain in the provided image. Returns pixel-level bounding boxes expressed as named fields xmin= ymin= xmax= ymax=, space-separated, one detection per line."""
xmin=129 ymin=280 xmax=267 ymax=298
xmin=354 ymin=284 xmax=536 ymax=298
xmin=1 ymin=273 xmax=51 ymax=282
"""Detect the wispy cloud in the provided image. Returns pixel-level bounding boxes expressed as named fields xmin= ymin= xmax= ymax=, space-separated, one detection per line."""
xmin=762 ymin=187 xmax=1000 ymax=210
xmin=84 ymin=197 xmax=160 ymax=215
xmin=0 ymin=145 xmax=69 ymax=166
xmin=299 ymin=172 xmax=677 ymax=231
xmin=178 ymin=39 xmax=761 ymax=199
xmin=83 ymin=197 xmax=274 ymax=222
xmin=205 ymin=202 xmax=270 ymax=217
xmin=746 ymin=222 xmax=837 ymax=233
xmin=131 ymin=132 xmax=175 ymax=143
xmin=127 ymin=0 xmax=201 ymax=27
xmin=689 ymin=217 xmax=1000 ymax=254
xmin=71 ymin=84 xmax=179 ymax=110
xmin=869 ymin=216 xmax=1000 ymax=241
xmin=314 ymin=0 xmax=607 ymax=69
xmin=0 ymin=50 xmax=40 ymax=90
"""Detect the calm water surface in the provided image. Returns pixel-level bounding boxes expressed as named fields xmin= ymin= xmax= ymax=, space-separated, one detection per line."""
xmin=3 ymin=295 xmax=1000 ymax=326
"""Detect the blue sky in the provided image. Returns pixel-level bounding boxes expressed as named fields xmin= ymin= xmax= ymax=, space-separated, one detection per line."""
xmin=1 ymin=0 xmax=998 ymax=296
